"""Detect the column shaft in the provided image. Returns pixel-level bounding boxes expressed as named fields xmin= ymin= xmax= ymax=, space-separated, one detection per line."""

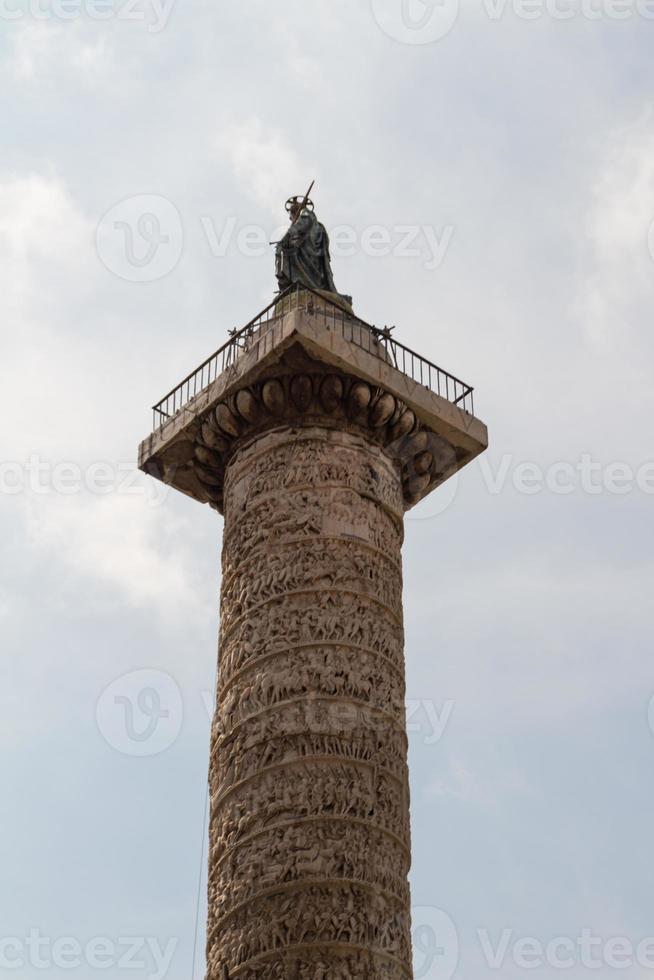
xmin=207 ymin=424 xmax=413 ymax=979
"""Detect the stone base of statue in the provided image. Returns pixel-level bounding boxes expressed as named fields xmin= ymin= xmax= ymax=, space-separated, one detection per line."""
xmin=275 ymin=288 xmax=354 ymax=317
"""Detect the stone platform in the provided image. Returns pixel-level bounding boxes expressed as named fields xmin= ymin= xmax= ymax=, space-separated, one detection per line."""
xmin=138 ymin=306 xmax=488 ymax=515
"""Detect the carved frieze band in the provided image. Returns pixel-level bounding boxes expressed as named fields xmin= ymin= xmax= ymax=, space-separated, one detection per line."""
xmin=212 ymin=727 xmax=409 ymax=796
xmin=216 ymin=644 xmax=406 ymax=724
xmin=228 ymin=951 xmax=410 ymax=980
xmin=207 ymin=427 xmax=413 ymax=979
xmin=208 ymin=883 xmax=412 ymax=976
xmin=219 ymin=593 xmax=405 ymax=680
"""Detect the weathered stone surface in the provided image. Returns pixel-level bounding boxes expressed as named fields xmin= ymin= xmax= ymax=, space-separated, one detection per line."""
xmin=216 ymin=404 xmax=241 ymax=438
xmin=235 ymin=388 xmax=260 ymax=424
xmin=370 ymin=391 xmax=397 ymax=428
xmin=201 ymin=423 xmax=230 ymax=453
xmin=289 ymin=373 xmax=313 ymax=412
xmin=206 ymin=426 xmax=412 ymax=979
xmin=319 ymin=374 xmax=344 ymax=413
xmin=262 ymin=379 xmax=286 ymax=417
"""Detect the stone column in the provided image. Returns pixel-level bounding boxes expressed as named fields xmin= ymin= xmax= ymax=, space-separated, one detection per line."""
xmin=206 ymin=419 xmax=413 ymax=979
xmin=138 ymin=306 xmax=488 ymax=980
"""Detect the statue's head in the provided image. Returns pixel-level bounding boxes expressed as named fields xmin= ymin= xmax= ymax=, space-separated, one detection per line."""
xmin=285 ymin=195 xmax=314 ymax=222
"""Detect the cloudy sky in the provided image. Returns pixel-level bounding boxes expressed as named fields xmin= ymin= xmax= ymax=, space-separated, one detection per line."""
xmin=2 ymin=1 xmax=654 ymax=977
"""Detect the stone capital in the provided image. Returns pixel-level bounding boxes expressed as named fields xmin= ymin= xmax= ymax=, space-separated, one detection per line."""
xmin=139 ymin=306 xmax=488 ymax=513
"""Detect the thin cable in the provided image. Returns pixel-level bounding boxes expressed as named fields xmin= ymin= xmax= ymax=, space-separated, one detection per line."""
xmin=191 ymin=777 xmax=210 ymax=980
xmin=192 ymin=670 xmax=217 ymax=980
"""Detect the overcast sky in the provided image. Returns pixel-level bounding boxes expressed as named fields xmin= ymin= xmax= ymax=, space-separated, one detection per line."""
xmin=2 ymin=1 xmax=654 ymax=978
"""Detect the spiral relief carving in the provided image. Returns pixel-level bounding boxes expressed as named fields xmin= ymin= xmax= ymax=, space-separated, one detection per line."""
xmin=207 ymin=424 xmax=414 ymax=979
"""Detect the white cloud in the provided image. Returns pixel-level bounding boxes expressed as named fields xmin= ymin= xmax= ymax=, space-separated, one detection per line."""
xmin=22 ymin=491 xmax=214 ymax=620
xmin=5 ymin=19 xmax=115 ymax=83
xmin=427 ymin=761 xmax=536 ymax=809
xmin=0 ymin=172 xmax=123 ymax=460
xmin=215 ymin=117 xmax=313 ymax=212
xmin=406 ymin=553 xmax=654 ymax=733
xmin=575 ymin=108 xmax=654 ymax=350
xmin=0 ymin=171 xmax=92 ymax=313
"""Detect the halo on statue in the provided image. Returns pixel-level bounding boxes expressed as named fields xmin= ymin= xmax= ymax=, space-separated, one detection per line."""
xmin=285 ymin=195 xmax=315 ymax=214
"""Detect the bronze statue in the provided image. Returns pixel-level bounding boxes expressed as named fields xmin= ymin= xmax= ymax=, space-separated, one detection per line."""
xmin=275 ymin=182 xmax=339 ymax=295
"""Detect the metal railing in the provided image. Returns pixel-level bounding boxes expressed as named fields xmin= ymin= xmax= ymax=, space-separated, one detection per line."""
xmin=152 ymin=284 xmax=475 ymax=429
